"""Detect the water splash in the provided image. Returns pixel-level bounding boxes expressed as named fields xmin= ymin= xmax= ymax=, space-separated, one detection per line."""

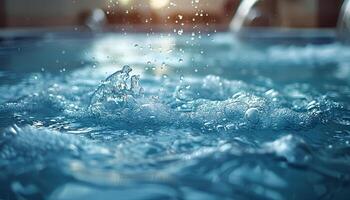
xmin=89 ymin=65 xmax=143 ymax=116
xmin=85 ymin=66 xmax=339 ymax=131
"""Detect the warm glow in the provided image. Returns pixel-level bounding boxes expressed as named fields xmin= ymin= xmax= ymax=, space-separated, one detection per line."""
xmin=119 ymin=0 xmax=130 ymax=5
xmin=150 ymin=0 xmax=170 ymax=9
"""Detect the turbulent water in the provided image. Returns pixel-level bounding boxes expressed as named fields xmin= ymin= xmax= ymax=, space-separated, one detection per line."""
xmin=0 ymin=33 xmax=350 ymax=200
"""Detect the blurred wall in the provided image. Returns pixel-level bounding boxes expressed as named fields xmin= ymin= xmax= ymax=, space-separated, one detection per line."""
xmin=0 ymin=0 xmax=344 ymax=29
xmin=237 ymin=0 xmax=344 ymax=29
xmin=4 ymin=0 xmax=108 ymax=26
xmin=278 ymin=0 xmax=318 ymax=28
xmin=318 ymin=0 xmax=343 ymax=27
xmin=0 ymin=0 xmax=5 ymax=26
xmin=1 ymin=0 xmax=231 ymax=28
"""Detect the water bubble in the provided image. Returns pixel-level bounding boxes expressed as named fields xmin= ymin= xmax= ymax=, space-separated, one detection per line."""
xmin=245 ymin=108 xmax=260 ymax=123
xmin=307 ymin=100 xmax=319 ymax=111
xmin=216 ymin=125 xmax=226 ymax=132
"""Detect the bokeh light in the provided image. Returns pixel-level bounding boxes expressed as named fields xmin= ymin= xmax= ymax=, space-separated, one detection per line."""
xmin=150 ymin=0 xmax=170 ymax=9
xmin=120 ymin=0 xmax=130 ymax=6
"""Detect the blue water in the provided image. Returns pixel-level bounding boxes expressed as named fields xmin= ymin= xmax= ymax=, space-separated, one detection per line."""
xmin=0 ymin=33 xmax=350 ymax=200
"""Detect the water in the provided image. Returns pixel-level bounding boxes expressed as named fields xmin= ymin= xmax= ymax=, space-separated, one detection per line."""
xmin=1 ymin=33 xmax=350 ymax=200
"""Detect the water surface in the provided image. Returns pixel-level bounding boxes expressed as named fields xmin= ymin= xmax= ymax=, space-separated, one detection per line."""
xmin=1 ymin=33 xmax=350 ymax=200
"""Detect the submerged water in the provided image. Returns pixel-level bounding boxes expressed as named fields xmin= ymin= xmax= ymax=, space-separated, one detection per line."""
xmin=0 ymin=33 xmax=350 ymax=200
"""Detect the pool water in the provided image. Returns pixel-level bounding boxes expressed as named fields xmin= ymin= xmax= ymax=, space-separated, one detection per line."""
xmin=0 ymin=32 xmax=350 ymax=200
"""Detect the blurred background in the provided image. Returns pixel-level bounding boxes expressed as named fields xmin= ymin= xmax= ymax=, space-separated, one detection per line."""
xmin=0 ymin=0 xmax=345 ymax=31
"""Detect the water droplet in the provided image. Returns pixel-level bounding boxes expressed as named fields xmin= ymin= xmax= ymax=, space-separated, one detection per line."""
xmin=180 ymin=75 xmax=184 ymax=81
